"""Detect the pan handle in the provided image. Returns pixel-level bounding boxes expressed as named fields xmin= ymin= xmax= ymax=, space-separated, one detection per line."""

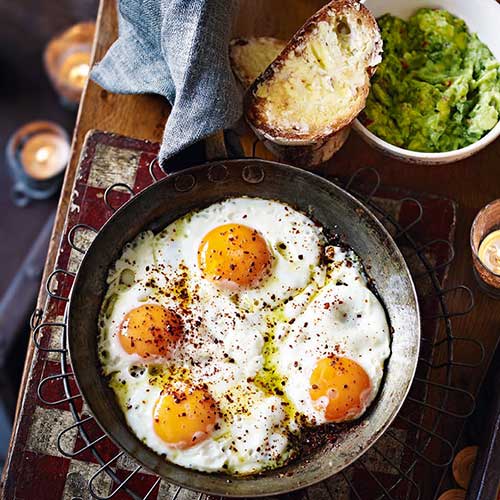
xmin=204 ymin=130 xmax=229 ymax=161
xmin=204 ymin=129 xmax=244 ymax=162
xmin=156 ymin=128 xmax=244 ymax=178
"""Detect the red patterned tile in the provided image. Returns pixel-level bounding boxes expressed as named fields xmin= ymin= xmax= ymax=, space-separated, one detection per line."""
xmin=71 ymin=414 xmax=120 ymax=464
xmin=111 ymin=468 xmax=160 ymax=500
xmin=37 ymin=360 xmax=82 ymax=413
xmin=14 ymin=451 xmax=70 ymax=500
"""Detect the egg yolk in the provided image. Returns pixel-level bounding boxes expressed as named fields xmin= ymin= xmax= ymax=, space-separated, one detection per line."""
xmin=197 ymin=223 xmax=272 ymax=288
xmin=153 ymin=388 xmax=218 ymax=448
xmin=310 ymin=356 xmax=371 ymax=422
xmin=118 ymin=304 xmax=182 ymax=358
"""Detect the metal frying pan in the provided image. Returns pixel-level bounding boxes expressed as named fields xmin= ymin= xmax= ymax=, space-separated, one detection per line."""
xmin=67 ymin=134 xmax=420 ymax=498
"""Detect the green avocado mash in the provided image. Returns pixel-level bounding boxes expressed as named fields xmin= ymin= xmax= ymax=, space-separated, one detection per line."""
xmin=363 ymin=9 xmax=500 ymax=152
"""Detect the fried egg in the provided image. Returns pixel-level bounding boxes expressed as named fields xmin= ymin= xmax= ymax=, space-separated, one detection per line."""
xmin=274 ymin=247 xmax=391 ymax=425
xmin=98 ymin=197 xmax=391 ymax=475
xmin=154 ymin=197 xmax=324 ymax=311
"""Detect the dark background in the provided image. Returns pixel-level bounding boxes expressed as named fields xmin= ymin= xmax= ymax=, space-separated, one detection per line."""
xmin=0 ymin=0 xmax=98 ymax=467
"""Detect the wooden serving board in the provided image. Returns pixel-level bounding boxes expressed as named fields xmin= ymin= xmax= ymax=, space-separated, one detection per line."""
xmin=2 ymin=0 xmax=500 ymax=498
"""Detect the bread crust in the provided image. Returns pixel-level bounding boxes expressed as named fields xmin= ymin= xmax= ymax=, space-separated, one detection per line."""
xmin=244 ymin=0 xmax=382 ymax=149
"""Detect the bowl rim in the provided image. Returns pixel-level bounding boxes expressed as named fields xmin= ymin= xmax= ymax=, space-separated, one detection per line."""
xmin=353 ymin=118 xmax=500 ymax=162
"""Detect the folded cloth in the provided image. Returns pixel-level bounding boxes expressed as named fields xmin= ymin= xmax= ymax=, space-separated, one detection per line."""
xmin=91 ymin=0 xmax=242 ymax=164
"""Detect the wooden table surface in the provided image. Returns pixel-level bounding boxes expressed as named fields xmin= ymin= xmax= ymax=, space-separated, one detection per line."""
xmin=3 ymin=0 xmax=500 ymax=493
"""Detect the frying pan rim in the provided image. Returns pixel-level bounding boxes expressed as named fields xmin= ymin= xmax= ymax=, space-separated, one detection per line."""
xmin=67 ymin=158 xmax=421 ymax=498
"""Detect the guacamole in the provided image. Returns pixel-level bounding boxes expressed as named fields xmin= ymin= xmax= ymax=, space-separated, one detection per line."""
xmin=363 ymin=9 xmax=500 ymax=152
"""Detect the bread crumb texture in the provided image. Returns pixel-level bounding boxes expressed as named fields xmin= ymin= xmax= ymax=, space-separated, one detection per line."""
xmin=230 ymin=37 xmax=287 ymax=89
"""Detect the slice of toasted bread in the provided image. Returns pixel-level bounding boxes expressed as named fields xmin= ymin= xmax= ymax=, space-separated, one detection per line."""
xmin=244 ymin=0 xmax=382 ymax=166
xmin=230 ymin=37 xmax=287 ymax=89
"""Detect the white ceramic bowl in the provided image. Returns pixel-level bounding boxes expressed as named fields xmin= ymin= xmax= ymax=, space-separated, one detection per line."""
xmin=354 ymin=0 xmax=500 ymax=165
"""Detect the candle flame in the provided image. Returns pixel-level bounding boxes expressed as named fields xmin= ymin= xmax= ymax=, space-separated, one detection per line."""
xmin=491 ymin=246 xmax=500 ymax=265
xmin=35 ymin=146 xmax=52 ymax=164
xmin=68 ymin=63 xmax=90 ymax=87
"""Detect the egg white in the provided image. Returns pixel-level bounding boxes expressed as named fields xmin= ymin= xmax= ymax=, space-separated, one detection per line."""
xmin=98 ymin=216 xmax=295 ymax=473
xmin=154 ymin=197 xmax=324 ymax=311
xmin=274 ymin=247 xmax=391 ymax=425
xmin=98 ymin=198 xmax=391 ymax=475
xmin=108 ymin=368 xmax=292 ymax=474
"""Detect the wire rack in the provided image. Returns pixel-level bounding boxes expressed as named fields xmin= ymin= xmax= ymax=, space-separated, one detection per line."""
xmin=31 ymin=157 xmax=484 ymax=500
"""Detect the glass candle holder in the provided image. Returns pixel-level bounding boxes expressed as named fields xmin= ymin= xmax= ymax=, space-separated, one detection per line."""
xmin=44 ymin=21 xmax=95 ymax=109
xmin=470 ymin=199 xmax=500 ymax=299
xmin=6 ymin=121 xmax=70 ymax=207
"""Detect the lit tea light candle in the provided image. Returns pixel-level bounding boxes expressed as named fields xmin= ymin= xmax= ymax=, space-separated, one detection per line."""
xmin=6 ymin=121 xmax=70 ymax=206
xmin=59 ymin=52 xmax=91 ymax=91
xmin=471 ymin=199 xmax=500 ymax=298
xmin=20 ymin=132 xmax=70 ymax=180
xmin=44 ymin=22 xmax=95 ymax=108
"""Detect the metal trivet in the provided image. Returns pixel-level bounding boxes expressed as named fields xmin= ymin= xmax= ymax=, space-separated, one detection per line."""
xmin=32 ymin=158 xmax=484 ymax=500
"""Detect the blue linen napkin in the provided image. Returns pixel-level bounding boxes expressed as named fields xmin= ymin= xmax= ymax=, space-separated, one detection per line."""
xmin=91 ymin=0 xmax=242 ymax=164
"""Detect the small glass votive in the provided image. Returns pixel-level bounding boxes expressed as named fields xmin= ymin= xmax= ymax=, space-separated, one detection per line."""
xmin=470 ymin=199 xmax=500 ymax=299
xmin=6 ymin=121 xmax=71 ymax=207
xmin=44 ymin=21 xmax=95 ymax=109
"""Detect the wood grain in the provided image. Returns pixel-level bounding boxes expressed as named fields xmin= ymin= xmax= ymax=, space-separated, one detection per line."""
xmin=4 ymin=0 xmax=500 ymax=492
xmin=232 ymin=0 xmax=325 ymax=37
